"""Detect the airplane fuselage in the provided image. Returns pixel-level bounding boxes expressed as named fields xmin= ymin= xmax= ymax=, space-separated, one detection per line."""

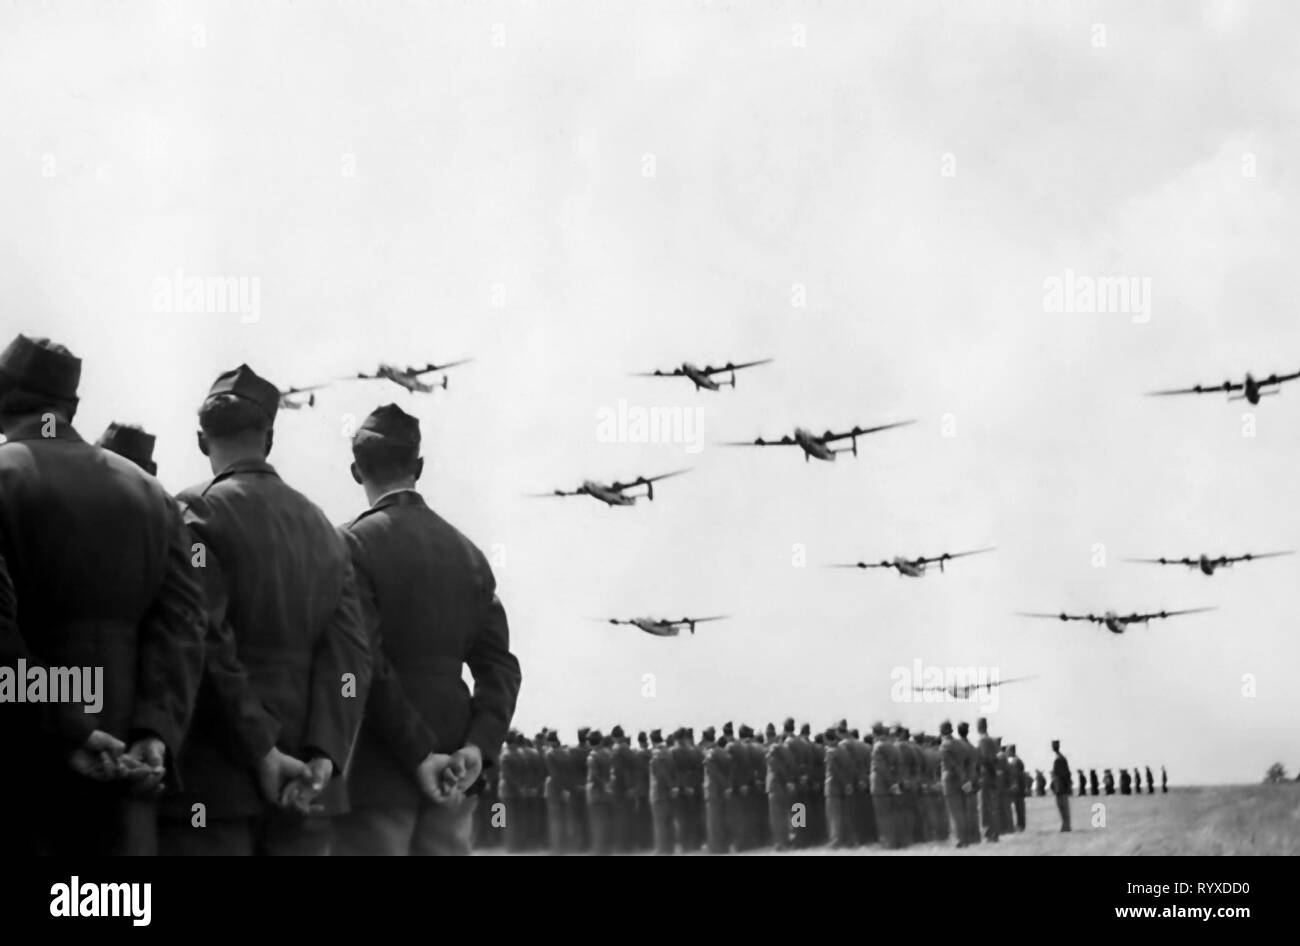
xmin=1199 ymin=555 xmax=1218 ymax=576
xmin=583 ymin=481 xmax=637 ymax=506
xmin=682 ymin=363 xmax=722 ymax=391
xmin=793 ymin=427 xmax=838 ymax=461
xmin=1103 ymin=611 xmax=1127 ymax=634
xmin=633 ymin=618 xmax=680 ymax=636
xmin=895 ymin=557 xmax=926 ymax=577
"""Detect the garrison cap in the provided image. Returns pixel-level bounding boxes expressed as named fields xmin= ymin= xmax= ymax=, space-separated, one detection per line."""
xmin=701 ymin=726 xmax=716 ymax=741
xmin=1051 ymin=739 xmax=1061 ymax=751
xmin=98 ymin=422 xmax=157 ymax=475
xmin=765 ymin=722 xmax=777 ymax=737
xmin=0 ymin=334 xmax=81 ymax=401
xmin=611 ymin=725 xmax=625 ymax=739
xmin=738 ymin=725 xmax=754 ymax=739
xmin=354 ymin=402 xmax=421 ymax=449
xmin=650 ymin=728 xmax=663 ymax=743
xmin=547 ymin=731 xmax=560 ymax=745
xmin=637 ymin=730 xmax=648 ymax=745
xmin=799 ymin=722 xmax=811 ymax=736
xmin=823 ymin=727 xmax=838 ymax=742
xmin=722 ymin=721 xmax=734 ymax=735
xmin=939 ymin=720 xmax=954 ymax=736
xmin=204 ymin=363 xmax=280 ymax=422
xmin=587 ymin=729 xmax=603 ymax=745
xmin=783 ymin=717 xmax=795 ymax=733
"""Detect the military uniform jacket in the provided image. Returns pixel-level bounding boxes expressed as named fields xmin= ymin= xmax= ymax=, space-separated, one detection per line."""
xmin=630 ymin=746 xmax=651 ymax=799
xmin=168 ymin=458 xmax=370 ymax=819
xmin=498 ymin=746 xmax=524 ymax=798
xmin=824 ymin=743 xmax=856 ymax=795
xmin=649 ymin=745 xmax=677 ymax=802
xmin=870 ymin=740 xmax=900 ymax=795
xmin=939 ymin=736 xmax=964 ymax=792
xmin=977 ymin=735 xmax=999 ymax=784
xmin=1008 ymin=756 xmax=1026 ymax=795
xmin=765 ymin=741 xmax=797 ymax=793
xmin=958 ymin=737 xmax=980 ymax=788
xmin=726 ymin=739 xmax=752 ymax=791
xmin=0 ymin=418 xmax=205 ymax=774
xmin=543 ymin=745 xmax=568 ymax=800
xmin=849 ymin=739 xmax=873 ymax=790
xmin=586 ymin=745 xmax=614 ymax=803
xmin=341 ymin=490 xmax=521 ymax=810
xmin=702 ymin=743 xmax=732 ymax=799
xmin=746 ymin=740 xmax=768 ymax=793
xmin=610 ymin=741 xmax=635 ymax=799
xmin=1051 ymin=752 xmax=1072 ymax=795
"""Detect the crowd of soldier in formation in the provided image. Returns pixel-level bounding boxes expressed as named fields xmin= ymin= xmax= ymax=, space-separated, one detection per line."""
xmin=469 ymin=717 xmax=1083 ymax=854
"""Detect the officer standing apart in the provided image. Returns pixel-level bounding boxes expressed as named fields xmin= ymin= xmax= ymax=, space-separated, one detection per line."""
xmin=1050 ymin=739 xmax=1071 ymax=832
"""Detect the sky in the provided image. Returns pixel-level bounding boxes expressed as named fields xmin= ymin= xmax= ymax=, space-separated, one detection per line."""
xmin=2 ymin=0 xmax=1298 ymax=784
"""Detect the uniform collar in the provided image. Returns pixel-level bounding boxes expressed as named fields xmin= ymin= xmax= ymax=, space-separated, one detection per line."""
xmin=370 ymin=487 xmax=425 ymax=512
xmin=0 ymin=414 xmax=83 ymax=444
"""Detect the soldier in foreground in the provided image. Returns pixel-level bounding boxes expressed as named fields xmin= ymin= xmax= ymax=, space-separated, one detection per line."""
xmin=333 ymin=404 xmax=520 ymax=855
xmin=160 ymin=364 xmax=371 ymax=856
xmin=956 ymin=720 xmax=981 ymax=846
xmin=0 ymin=335 xmax=205 ymax=856
xmin=1050 ymin=739 xmax=1071 ymax=832
xmin=97 ymin=422 xmax=158 ymax=475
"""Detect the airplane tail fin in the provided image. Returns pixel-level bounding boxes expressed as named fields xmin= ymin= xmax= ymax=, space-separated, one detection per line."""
xmin=308 ymin=393 xmax=316 ymax=407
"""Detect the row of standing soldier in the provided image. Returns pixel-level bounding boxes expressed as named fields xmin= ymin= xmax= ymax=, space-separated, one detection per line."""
xmin=474 ymin=716 xmax=1041 ymax=853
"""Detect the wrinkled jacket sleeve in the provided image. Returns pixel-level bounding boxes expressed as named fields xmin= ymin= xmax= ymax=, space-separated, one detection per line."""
xmin=129 ymin=501 xmax=206 ymax=756
xmin=303 ymin=556 xmax=371 ymax=771
xmin=182 ymin=495 xmax=280 ymax=766
xmin=463 ymin=561 xmax=522 ymax=767
xmin=340 ymin=529 xmax=438 ymax=772
xmin=0 ymin=551 xmax=98 ymax=747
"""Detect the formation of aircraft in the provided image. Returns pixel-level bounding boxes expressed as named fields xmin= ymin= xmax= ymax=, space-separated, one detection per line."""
xmin=278 ymin=384 xmax=325 ymax=409
xmin=1016 ymin=607 xmax=1216 ymax=635
xmin=601 ymin=615 xmax=730 ymax=637
xmin=633 ymin=358 xmax=772 ymax=391
xmin=830 ymin=547 xmax=995 ymax=577
xmin=347 ymin=359 xmax=472 ymax=393
xmin=724 ymin=420 xmax=915 ymax=462
xmin=912 ymin=675 xmax=1035 ymax=699
xmin=1148 ymin=369 xmax=1300 ymax=405
xmin=532 ymin=469 xmax=690 ymax=507
xmin=1125 ymin=550 xmax=1294 ymax=576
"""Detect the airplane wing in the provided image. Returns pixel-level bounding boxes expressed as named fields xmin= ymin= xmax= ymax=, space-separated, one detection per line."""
xmin=342 ymin=371 xmax=378 ymax=380
xmin=722 ymin=434 xmax=800 ymax=447
xmin=1223 ymin=550 xmax=1295 ymax=564
xmin=631 ymin=367 xmax=687 ymax=377
xmin=1016 ymin=611 xmax=1099 ymax=623
xmin=1124 ymin=556 xmax=1196 ymax=566
xmin=676 ymin=615 xmax=729 ymax=624
xmin=635 ymin=468 xmax=691 ymax=486
xmin=1259 ymin=370 xmax=1300 ymax=386
xmin=701 ymin=358 xmax=773 ymax=375
xmin=821 ymin=420 xmax=917 ymax=443
xmin=1128 ymin=607 xmax=1217 ymax=623
xmin=828 ymin=561 xmax=894 ymax=570
xmin=988 ymin=675 xmax=1036 ymax=687
xmin=283 ymin=383 xmax=327 ymax=395
xmin=413 ymin=359 xmax=473 ymax=375
xmin=920 ymin=547 xmax=996 ymax=564
xmin=1147 ymin=381 xmax=1242 ymax=396
xmin=527 ymin=488 xmax=582 ymax=498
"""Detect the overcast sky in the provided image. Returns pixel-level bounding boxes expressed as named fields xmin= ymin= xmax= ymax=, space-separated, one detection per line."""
xmin=3 ymin=0 xmax=1297 ymax=784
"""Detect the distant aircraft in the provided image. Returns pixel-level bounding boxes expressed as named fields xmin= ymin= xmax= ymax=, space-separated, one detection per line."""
xmin=348 ymin=359 xmax=472 ymax=393
xmin=531 ymin=469 xmax=689 ymax=506
xmin=1125 ymin=551 xmax=1293 ymax=576
xmin=278 ymin=384 xmax=326 ymax=409
xmin=1016 ymin=607 xmax=1216 ymax=635
xmin=633 ymin=358 xmax=772 ymax=391
xmin=830 ymin=547 xmax=995 ymax=577
xmin=912 ymin=675 xmax=1034 ymax=699
xmin=602 ymin=615 xmax=729 ymax=637
xmin=724 ymin=420 xmax=915 ymax=463
xmin=1148 ymin=369 xmax=1300 ymax=405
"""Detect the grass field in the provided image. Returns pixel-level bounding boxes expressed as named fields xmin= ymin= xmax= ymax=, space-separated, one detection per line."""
xmin=766 ymin=784 xmax=1300 ymax=856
